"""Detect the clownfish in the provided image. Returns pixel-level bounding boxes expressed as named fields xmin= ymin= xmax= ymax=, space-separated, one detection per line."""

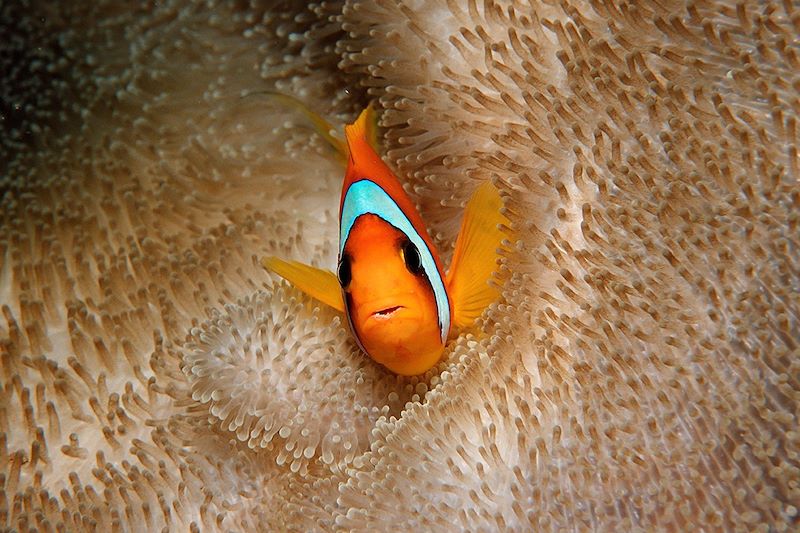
xmin=262 ymin=99 xmax=509 ymax=375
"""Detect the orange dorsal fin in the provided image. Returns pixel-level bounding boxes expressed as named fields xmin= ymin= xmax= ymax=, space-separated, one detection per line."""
xmin=446 ymin=181 xmax=510 ymax=329
xmin=344 ymin=104 xmax=380 ymax=154
xmin=261 ymin=257 xmax=344 ymax=313
xmin=341 ymin=104 xmax=392 ymax=198
xmin=339 ymin=106 xmax=447 ymax=275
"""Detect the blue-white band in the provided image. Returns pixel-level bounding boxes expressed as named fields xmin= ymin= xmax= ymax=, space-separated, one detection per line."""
xmin=340 ymin=179 xmax=450 ymax=343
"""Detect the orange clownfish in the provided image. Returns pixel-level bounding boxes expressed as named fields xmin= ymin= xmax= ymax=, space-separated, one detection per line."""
xmin=262 ymin=100 xmax=508 ymax=375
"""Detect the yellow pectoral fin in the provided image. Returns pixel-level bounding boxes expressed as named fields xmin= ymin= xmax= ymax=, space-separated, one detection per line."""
xmin=262 ymin=257 xmax=345 ymax=313
xmin=446 ymin=181 xmax=511 ymax=329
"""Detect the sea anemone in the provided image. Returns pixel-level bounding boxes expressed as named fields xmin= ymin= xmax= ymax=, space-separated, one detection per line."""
xmin=2 ymin=0 xmax=797 ymax=531
xmin=181 ymin=285 xmax=413 ymax=473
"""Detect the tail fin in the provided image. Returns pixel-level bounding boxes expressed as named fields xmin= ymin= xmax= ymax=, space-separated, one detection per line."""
xmin=242 ymin=90 xmax=347 ymax=160
xmin=446 ymin=181 xmax=509 ymax=329
xmin=261 ymin=257 xmax=345 ymax=313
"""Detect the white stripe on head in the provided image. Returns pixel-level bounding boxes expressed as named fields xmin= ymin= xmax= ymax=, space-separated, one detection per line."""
xmin=340 ymin=179 xmax=450 ymax=343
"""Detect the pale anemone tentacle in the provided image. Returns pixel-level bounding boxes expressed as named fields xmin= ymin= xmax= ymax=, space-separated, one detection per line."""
xmin=0 ymin=0 xmax=798 ymax=531
xmin=180 ymin=284 xmax=412 ymax=473
xmin=335 ymin=0 xmax=800 ymax=530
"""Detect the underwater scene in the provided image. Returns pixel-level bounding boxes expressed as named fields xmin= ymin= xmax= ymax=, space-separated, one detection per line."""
xmin=1 ymin=1 xmax=798 ymax=531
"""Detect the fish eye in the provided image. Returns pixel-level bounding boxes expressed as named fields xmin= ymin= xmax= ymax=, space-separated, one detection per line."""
xmin=401 ymin=239 xmax=423 ymax=275
xmin=337 ymin=254 xmax=352 ymax=288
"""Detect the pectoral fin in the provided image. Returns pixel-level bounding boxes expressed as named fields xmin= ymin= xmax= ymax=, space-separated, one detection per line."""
xmin=262 ymin=257 xmax=345 ymax=313
xmin=446 ymin=181 xmax=510 ymax=329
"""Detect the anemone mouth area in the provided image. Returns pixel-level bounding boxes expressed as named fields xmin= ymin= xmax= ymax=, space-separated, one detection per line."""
xmin=373 ymin=305 xmax=402 ymax=318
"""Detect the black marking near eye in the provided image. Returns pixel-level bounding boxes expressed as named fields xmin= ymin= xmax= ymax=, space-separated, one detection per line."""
xmin=401 ymin=239 xmax=424 ymax=275
xmin=337 ymin=254 xmax=352 ymax=288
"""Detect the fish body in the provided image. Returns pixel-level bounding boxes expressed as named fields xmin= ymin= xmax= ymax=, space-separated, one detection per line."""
xmin=264 ymin=103 xmax=507 ymax=375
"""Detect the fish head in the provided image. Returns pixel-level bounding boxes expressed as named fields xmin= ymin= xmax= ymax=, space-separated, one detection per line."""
xmin=339 ymin=213 xmax=445 ymax=375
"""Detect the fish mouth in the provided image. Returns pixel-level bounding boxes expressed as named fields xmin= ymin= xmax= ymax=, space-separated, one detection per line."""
xmin=371 ymin=305 xmax=403 ymax=319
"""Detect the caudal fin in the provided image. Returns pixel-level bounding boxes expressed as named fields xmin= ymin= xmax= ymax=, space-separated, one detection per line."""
xmin=446 ymin=181 xmax=510 ymax=329
xmin=261 ymin=257 xmax=345 ymax=313
xmin=242 ymin=90 xmax=347 ymax=160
